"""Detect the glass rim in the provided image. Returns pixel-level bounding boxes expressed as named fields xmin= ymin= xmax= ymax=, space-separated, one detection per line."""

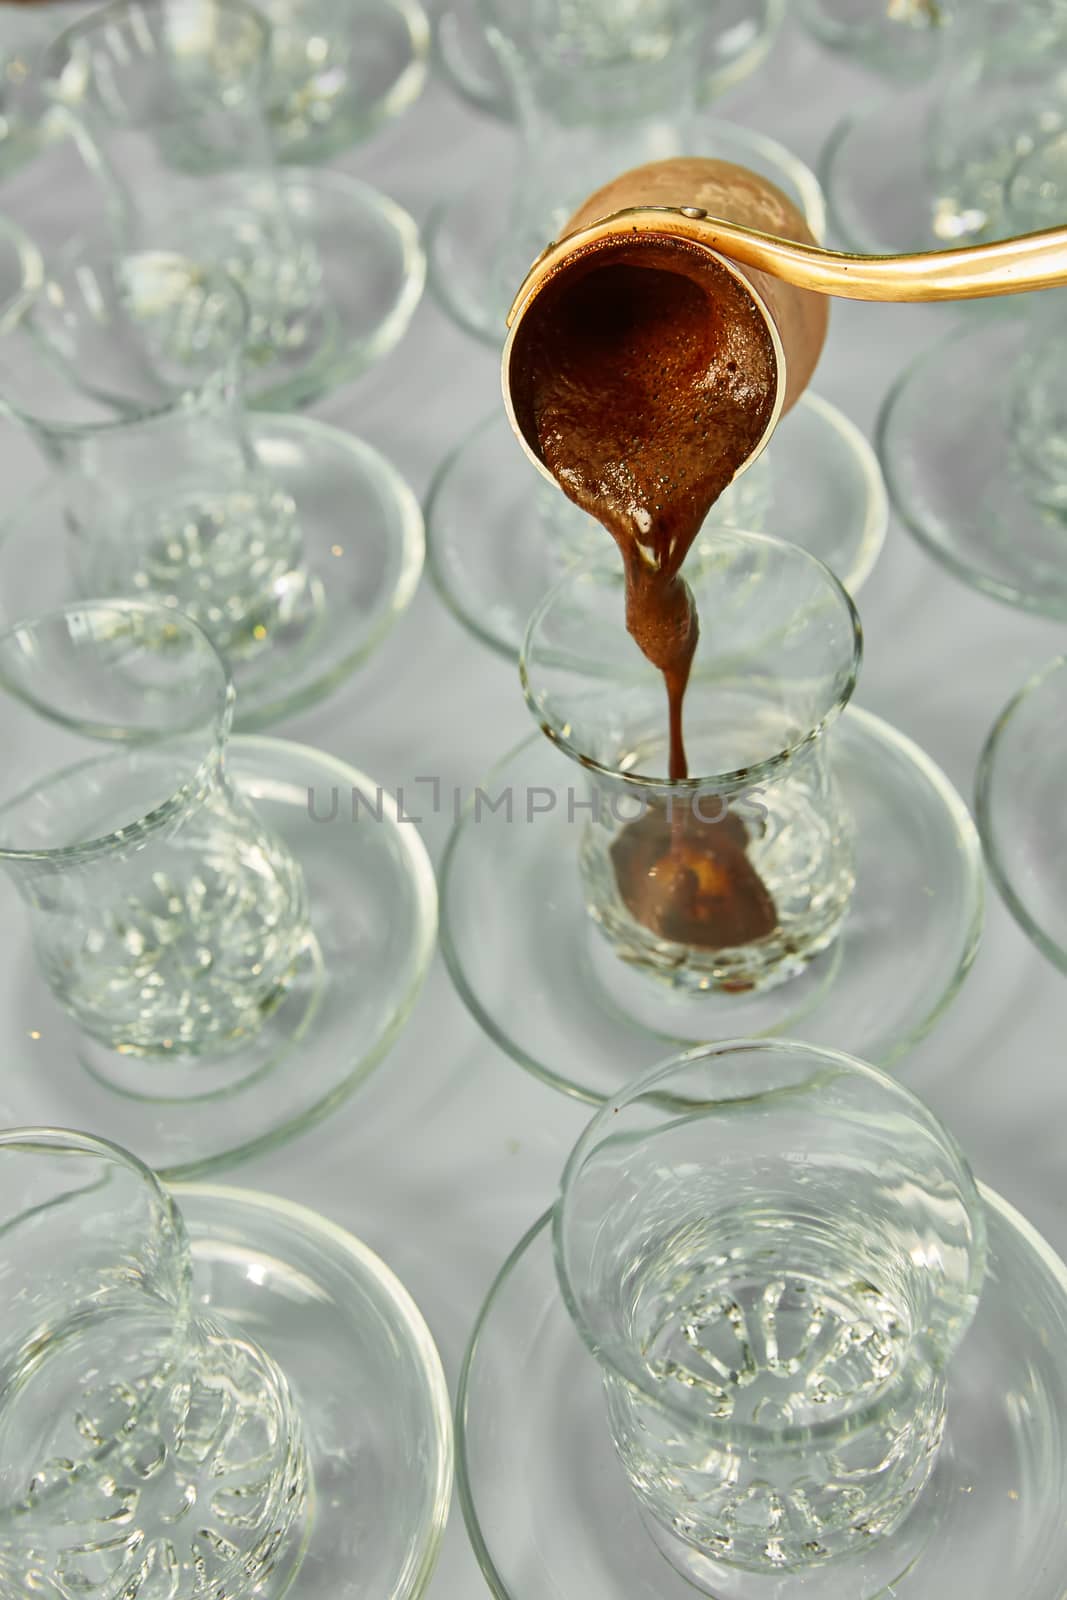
xmin=0 ymin=247 xmax=249 ymax=441
xmin=975 ymin=651 xmax=1067 ymax=973
xmin=552 ymin=1036 xmax=988 ymax=1448
xmin=519 ymin=531 xmax=862 ymax=792
xmin=43 ymin=0 xmax=273 ymax=112
xmin=0 ymin=215 xmax=44 ymax=320
xmin=0 ymin=1124 xmax=190 ymax=1528
xmin=0 ymin=598 xmax=233 ymax=865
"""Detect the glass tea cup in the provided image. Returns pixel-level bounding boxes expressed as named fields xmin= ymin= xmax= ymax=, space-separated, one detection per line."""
xmin=554 ymin=1039 xmax=987 ymax=1592
xmin=926 ymin=0 xmax=1067 ymax=242
xmin=37 ymin=0 xmax=332 ymax=402
xmin=520 ymin=532 xmax=861 ymax=995
xmin=0 ymin=1127 xmax=309 ymax=1600
xmin=0 ymin=600 xmax=309 ymax=1065
xmin=0 ymin=246 xmax=312 ymax=663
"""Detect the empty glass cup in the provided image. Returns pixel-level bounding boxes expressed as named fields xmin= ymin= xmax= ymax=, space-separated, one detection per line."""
xmin=0 ymin=247 xmax=314 ymax=665
xmin=0 ymin=601 xmax=309 ymax=1064
xmin=0 ymin=1127 xmax=309 ymax=1600
xmin=520 ymin=534 xmax=860 ymax=994
xmin=824 ymin=0 xmax=1067 ymax=251
xmin=36 ymin=0 xmax=424 ymax=409
xmin=261 ymin=0 xmax=430 ymax=163
xmin=555 ymin=1039 xmax=987 ymax=1593
xmin=426 ymin=0 xmax=811 ymax=345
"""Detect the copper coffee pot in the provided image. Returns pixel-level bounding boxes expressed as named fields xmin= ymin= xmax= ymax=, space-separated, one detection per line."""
xmin=503 ymin=157 xmax=1067 ymax=489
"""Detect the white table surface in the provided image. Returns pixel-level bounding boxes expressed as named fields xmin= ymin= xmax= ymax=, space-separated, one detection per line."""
xmin=0 ymin=7 xmax=1065 ymax=1596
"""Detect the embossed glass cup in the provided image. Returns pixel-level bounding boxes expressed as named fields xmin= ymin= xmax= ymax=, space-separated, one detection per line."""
xmin=520 ymin=533 xmax=861 ymax=994
xmin=36 ymin=0 xmax=425 ymax=410
xmin=0 ymin=601 xmax=309 ymax=1065
xmin=0 ymin=1127 xmax=309 ymax=1600
xmin=554 ymin=1040 xmax=987 ymax=1595
xmin=0 ymin=247 xmax=314 ymax=664
xmin=926 ymin=1 xmax=1067 ymax=243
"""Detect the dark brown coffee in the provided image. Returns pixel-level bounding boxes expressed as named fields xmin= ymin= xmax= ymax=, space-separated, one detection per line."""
xmin=509 ymin=235 xmax=776 ymax=779
xmin=509 ymin=232 xmax=780 ymax=953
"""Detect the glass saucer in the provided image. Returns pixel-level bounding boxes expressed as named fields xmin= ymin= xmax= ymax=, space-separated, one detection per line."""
xmin=458 ymin=1188 xmax=1067 ymax=1600
xmin=176 ymin=1183 xmax=452 ymax=1600
xmin=425 ymin=120 xmax=825 ymax=347
xmin=440 ymin=709 xmax=982 ymax=1103
xmin=265 ymin=0 xmax=429 ymax=164
xmin=430 ymin=0 xmax=785 ymax=120
xmin=426 ymin=393 xmax=886 ymax=659
xmin=878 ymin=315 xmax=1067 ymax=617
xmin=0 ymin=415 xmax=424 ymax=730
xmin=0 ymin=737 xmax=437 ymax=1178
xmin=976 ymin=655 xmax=1067 ymax=973
xmin=226 ymin=168 xmax=424 ymax=411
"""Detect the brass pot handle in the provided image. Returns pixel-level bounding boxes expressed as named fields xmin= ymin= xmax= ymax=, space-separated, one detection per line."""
xmin=507 ymin=207 xmax=1067 ymax=322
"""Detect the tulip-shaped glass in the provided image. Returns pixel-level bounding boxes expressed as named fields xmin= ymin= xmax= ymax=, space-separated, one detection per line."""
xmin=37 ymin=0 xmax=424 ymax=409
xmin=555 ymin=1040 xmax=987 ymax=1594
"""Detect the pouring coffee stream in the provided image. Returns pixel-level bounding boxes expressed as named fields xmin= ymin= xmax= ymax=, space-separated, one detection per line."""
xmin=504 ymin=156 xmax=1067 ymax=959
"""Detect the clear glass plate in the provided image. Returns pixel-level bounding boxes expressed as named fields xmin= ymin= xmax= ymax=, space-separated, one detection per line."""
xmin=0 ymin=738 xmax=438 ymax=1177
xmin=178 ymin=1183 xmax=452 ymax=1599
xmin=0 ymin=415 xmax=425 ymax=731
xmin=458 ymin=1189 xmax=1067 ymax=1599
xmin=426 ymin=394 xmax=887 ymax=660
xmin=976 ymin=654 xmax=1067 ymax=973
xmin=440 ymin=709 xmax=983 ymax=1103
xmin=878 ymin=315 xmax=1067 ymax=619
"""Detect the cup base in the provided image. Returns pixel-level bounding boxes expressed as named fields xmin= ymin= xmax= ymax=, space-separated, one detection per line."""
xmin=0 ymin=414 xmax=424 ymax=729
xmin=265 ymin=0 xmax=429 ymax=164
xmin=426 ymin=395 xmax=886 ymax=660
xmin=440 ymin=709 xmax=982 ymax=1103
xmin=636 ymin=1485 xmax=940 ymax=1599
xmin=174 ymin=1184 xmax=452 ymax=1600
xmin=879 ymin=313 xmax=1067 ymax=619
xmin=0 ymin=738 xmax=436 ymax=1178
xmin=457 ymin=1193 xmax=1067 ymax=1600
xmin=425 ymin=118 xmax=824 ymax=347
